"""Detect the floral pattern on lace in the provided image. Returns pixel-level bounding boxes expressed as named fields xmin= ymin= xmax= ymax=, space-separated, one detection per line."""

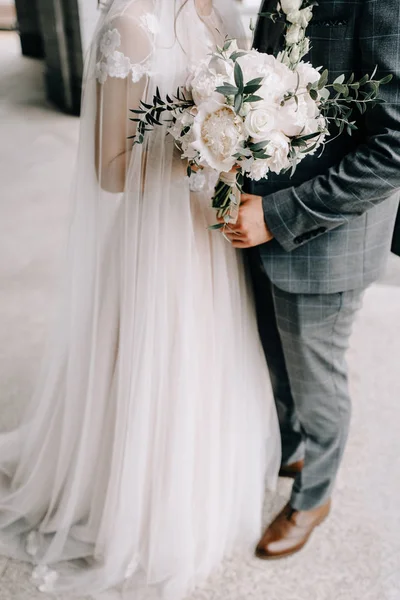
xmin=140 ymin=13 xmax=159 ymax=35
xmin=95 ymin=27 xmax=152 ymax=85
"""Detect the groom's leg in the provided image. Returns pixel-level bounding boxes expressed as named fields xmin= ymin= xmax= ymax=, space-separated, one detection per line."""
xmin=271 ymin=283 xmax=365 ymax=511
xmin=246 ymin=249 xmax=304 ymax=465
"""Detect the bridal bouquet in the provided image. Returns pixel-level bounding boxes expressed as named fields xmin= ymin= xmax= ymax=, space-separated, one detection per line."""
xmin=131 ymin=1 xmax=391 ymax=226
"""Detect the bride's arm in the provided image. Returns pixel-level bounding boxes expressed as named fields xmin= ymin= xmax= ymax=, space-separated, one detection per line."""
xmin=195 ymin=0 xmax=213 ymax=17
xmin=95 ymin=15 xmax=152 ymax=194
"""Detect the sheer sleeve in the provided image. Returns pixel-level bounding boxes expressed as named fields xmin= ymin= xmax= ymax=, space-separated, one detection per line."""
xmin=95 ymin=12 xmax=154 ymax=193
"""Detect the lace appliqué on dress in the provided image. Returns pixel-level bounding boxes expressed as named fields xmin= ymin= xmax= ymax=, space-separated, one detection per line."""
xmin=140 ymin=13 xmax=159 ymax=35
xmin=95 ymin=27 xmax=152 ymax=85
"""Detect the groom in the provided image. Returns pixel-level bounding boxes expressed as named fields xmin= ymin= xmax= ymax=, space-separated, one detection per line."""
xmin=225 ymin=0 xmax=400 ymax=558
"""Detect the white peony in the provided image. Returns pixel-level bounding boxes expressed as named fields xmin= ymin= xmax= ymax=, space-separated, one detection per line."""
xmin=187 ymin=62 xmax=225 ymax=105
xmin=265 ymin=130 xmax=291 ymax=174
xmin=287 ymin=6 xmax=314 ymax=27
xmin=190 ymin=101 xmax=246 ymax=172
xmin=280 ymin=0 xmax=302 ymax=14
xmin=276 ymin=96 xmax=310 ymax=137
xmin=296 ymin=61 xmax=321 ymax=90
xmin=208 ymin=54 xmax=235 ymax=83
xmin=236 ymin=51 xmax=270 ymax=84
xmin=242 ymin=53 xmax=297 ymax=106
xmin=285 ymin=24 xmax=304 ymax=45
xmin=245 ymin=107 xmax=276 ymax=141
xmin=247 ymin=159 xmax=270 ymax=181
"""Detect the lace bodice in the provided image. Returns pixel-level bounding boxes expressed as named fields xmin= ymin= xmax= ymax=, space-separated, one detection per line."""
xmin=95 ymin=5 xmax=225 ymax=85
xmin=94 ymin=1 xmax=228 ymax=193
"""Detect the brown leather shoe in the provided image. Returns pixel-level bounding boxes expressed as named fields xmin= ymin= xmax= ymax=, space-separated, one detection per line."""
xmin=278 ymin=459 xmax=304 ymax=479
xmin=255 ymin=499 xmax=331 ymax=560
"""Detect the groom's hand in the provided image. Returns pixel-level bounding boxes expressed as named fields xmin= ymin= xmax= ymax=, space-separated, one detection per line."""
xmin=221 ymin=193 xmax=274 ymax=248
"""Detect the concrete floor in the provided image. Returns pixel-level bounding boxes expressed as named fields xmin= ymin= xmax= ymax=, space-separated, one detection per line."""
xmin=1 ymin=31 xmax=400 ymax=600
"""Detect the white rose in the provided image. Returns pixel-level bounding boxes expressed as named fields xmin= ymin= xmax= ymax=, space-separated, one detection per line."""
xmin=190 ymin=101 xmax=246 ymax=172
xmin=285 ymin=24 xmax=304 ymax=45
xmin=280 ymin=0 xmax=302 ymax=14
xmin=287 ymin=6 xmax=313 ymax=27
xmin=265 ymin=130 xmax=291 ymax=174
xmin=245 ymin=108 xmax=276 ymax=141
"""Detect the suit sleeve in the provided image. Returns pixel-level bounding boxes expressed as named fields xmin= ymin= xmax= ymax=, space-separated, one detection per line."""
xmin=262 ymin=1 xmax=400 ymax=252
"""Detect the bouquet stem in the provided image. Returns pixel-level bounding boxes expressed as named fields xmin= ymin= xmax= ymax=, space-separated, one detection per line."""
xmin=211 ymin=170 xmax=241 ymax=226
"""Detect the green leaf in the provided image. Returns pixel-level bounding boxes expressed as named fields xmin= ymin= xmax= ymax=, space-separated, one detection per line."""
xmin=301 ymin=143 xmax=318 ymax=154
xmin=246 ymin=77 xmax=265 ymax=87
xmin=297 ymin=131 xmax=321 ymax=142
xmin=248 ymin=140 xmax=269 ymax=151
xmin=230 ymin=51 xmax=247 ymax=61
xmin=318 ymin=69 xmax=329 ymax=90
xmin=333 ymin=83 xmax=347 ymax=94
xmin=309 ymin=88 xmax=318 ymax=101
xmin=234 ymin=93 xmax=243 ymax=113
xmin=208 ymin=223 xmax=225 ymax=230
xmin=216 ymin=84 xmax=239 ymax=96
xmin=243 ymin=83 xmax=262 ymax=94
xmin=379 ymin=74 xmax=393 ymax=85
xmin=234 ymin=62 xmax=244 ymax=93
xmin=243 ymin=94 xmax=264 ymax=103
xmin=333 ymin=74 xmax=345 ymax=85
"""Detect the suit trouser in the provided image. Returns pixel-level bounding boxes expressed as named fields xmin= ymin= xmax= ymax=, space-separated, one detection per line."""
xmin=247 ymin=249 xmax=365 ymax=511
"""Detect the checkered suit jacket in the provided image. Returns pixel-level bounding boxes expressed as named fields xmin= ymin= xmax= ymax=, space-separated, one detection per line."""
xmin=249 ymin=0 xmax=400 ymax=293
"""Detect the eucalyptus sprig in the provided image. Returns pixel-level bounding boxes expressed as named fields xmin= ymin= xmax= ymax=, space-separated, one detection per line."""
xmin=216 ymin=62 xmax=265 ymax=114
xmin=129 ymin=87 xmax=193 ymax=145
xmin=309 ymin=68 xmax=392 ymax=138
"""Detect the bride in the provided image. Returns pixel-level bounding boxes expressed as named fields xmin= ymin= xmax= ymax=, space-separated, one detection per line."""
xmin=0 ymin=0 xmax=280 ymax=598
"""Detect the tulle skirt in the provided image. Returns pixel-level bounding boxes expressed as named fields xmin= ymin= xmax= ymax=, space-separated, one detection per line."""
xmin=0 ymin=168 xmax=280 ymax=599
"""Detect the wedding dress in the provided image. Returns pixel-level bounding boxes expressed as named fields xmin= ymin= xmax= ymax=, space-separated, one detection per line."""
xmin=0 ymin=1 xmax=280 ymax=598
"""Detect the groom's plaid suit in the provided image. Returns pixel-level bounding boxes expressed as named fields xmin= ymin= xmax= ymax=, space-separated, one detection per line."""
xmin=248 ymin=0 xmax=400 ymax=510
